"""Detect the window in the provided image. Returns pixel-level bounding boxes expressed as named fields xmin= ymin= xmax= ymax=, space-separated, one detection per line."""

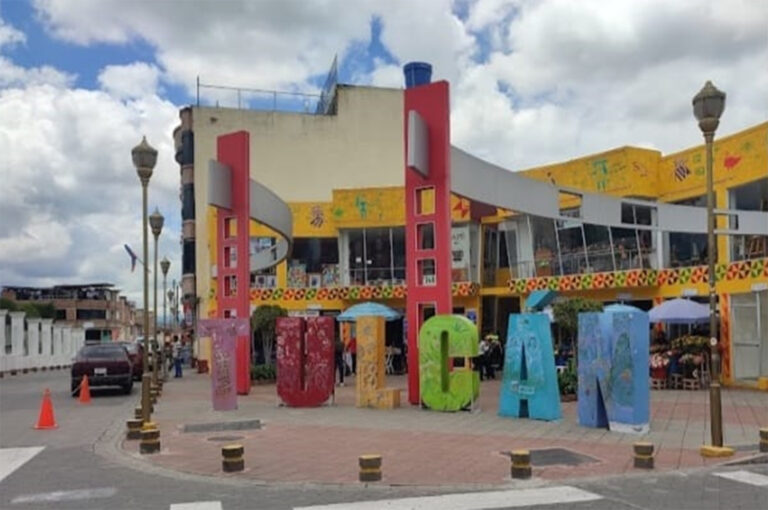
xmin=344 ymin=227 xmax=406 ymax=285
xmin=729 ymin=178 xmax=768 ymax=261
xmin=288 ymin=238 xmax=339 ymax=287
xmin=669 ymin=195 xmax=709 ymax=267
xmin=76 ymin=309 xmax=106 ymax=320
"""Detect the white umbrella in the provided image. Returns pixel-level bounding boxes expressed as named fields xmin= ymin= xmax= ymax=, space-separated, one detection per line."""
xmin=648 ymin=298 xmax=709 ymax=324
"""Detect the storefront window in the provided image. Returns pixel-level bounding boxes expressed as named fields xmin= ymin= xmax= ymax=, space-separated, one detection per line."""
xmin=730 ymin=178 xmax=768 ymax=261
xmin=343 ymin=227 xmax=406 ymax=285
xmin=668 ymin=196 xmax=709 ymax=267
xmin=288 ymin=238 xmax=338 ymax=287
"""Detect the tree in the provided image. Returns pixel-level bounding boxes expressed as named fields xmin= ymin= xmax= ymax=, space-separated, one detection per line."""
xmin=250 ymin=305 xmax=287 ymax=366
xmin=552 ymin=297 xmax=603 ymax=339
xmin=0 ymin=298 xmax=18 ymax=311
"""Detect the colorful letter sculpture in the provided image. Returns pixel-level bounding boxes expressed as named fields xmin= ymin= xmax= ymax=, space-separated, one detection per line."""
xmin=356 ymin=316 xmax=401 ymax=409
xmin=498 ymin=313 xmax=561 ymax=421
xmin=419 ymin=315 xmax=479 ymax=411
xmin=577 ymin=309 xmax=649 ymax=433
xmin=198 ymin=319 xmax=249 ymax=411
xmin=275 ymin=316 xmax=334 ymax=407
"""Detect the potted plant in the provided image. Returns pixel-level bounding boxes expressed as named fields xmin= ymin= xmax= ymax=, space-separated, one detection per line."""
xmin=557 ymin=359 xmax=578 ymax=401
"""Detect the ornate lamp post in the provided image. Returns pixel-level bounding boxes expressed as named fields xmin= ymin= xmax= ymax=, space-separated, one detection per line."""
xmin=693 ymin=80 xmax=726 ymax=448
xmin=168 ymin=287 xmax=176 ymax=331
xmin=161 ymin=257 xmax=170 ymax=380
xmin=149 ymin=208 xmax=164 ymax=388
xmin=132 ymin=136 xmax=157 ymax=423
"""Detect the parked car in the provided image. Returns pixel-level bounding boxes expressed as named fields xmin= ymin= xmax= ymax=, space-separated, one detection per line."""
xmin=71 ymin=344 xmax=133 ymax=396
xmin=117 ymin=341 xmax=143 ymax=381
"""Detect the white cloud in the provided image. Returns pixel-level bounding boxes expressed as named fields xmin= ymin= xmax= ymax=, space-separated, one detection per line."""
xmin=98 ymin=62 xmax=161 ymax=99
xmin=0 ymin=18 xmax=25 ymax=48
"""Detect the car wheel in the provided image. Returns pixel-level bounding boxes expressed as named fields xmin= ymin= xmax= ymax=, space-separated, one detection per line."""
xmin=71 ymin=380 xmax=80 ymax=397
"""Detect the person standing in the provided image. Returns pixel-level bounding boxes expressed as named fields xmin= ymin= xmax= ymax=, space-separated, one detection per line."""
xmin=335 ymin=334 xmax=345 ymax=387
xmin=478 ymin=336 xmax=491 ymax=380
xmin=173 ymin=337 xmax=183 ymax=378
xmin=348 ymin=335 xmax=357 ymax=375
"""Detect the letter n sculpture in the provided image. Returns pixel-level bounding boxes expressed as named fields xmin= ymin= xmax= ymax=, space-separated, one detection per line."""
xmin=577 ymin=308 xmax=649 ymax=433
xmin=275 ymin=316 xmax=334 ymax=407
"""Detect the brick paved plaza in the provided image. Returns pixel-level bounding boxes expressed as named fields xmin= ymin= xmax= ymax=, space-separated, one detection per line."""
xmin=123 ymin=373 xmax=767 ymax=486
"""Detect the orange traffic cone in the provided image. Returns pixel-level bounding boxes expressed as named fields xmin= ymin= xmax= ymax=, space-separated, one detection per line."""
xmin=79 ymin=375 xmax=92 ymax=404
xmin=34 ymin=388 xmax=58 ymax=429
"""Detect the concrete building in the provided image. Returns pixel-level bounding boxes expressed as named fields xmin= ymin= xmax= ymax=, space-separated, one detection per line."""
xmin=1 ymin=283 xmax=137 ymax=342
xmin=174 ymin=73 xmax=768 ymax=388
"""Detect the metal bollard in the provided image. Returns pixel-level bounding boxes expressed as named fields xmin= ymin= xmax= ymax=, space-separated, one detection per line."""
xmin=134 ymin=406 xmax=143 ymax=420
xmin=760 ymin=428 xmax=768 ymax=453
xmin=139 ymin=422 xmax=160 ymax=454
xmin=126 ymin=419 xmax=143 ymax=440
xmin=222 ymin=444 xmax=244 ymax=472
xmin=633 ymin=442 xmax=654 ymax=469
xmin=510 ymin=450 xmax=532 ymax=479
xmin=359 ymin=454 xmax=382 ymax=482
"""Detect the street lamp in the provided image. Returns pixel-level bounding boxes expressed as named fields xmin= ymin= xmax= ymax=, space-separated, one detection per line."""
xmin=149 ymin=208 xmax=164 ymax=388
xmin=693 ymin=80 xmax=726 ymax=448
xmin=160 ymin=256 xmax=170 ymax=380
xmin=132 ymin=136 xmax=157 ymax=424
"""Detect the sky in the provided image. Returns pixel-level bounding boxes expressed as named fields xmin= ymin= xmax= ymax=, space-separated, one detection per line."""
xmin=0 ymin=0 xmax=766 ymax=308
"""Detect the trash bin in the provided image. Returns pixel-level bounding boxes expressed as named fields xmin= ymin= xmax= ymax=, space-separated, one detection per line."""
xmin=403 ymin=62 xmax=432 ymax=88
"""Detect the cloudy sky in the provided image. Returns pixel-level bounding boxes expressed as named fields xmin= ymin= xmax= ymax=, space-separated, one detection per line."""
xmin=1 ymin=0 xmax=766 ymax=307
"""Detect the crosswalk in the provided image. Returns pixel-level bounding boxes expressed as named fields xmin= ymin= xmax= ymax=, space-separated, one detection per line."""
xmin=1 ymin=445 xmax=767 ymax=509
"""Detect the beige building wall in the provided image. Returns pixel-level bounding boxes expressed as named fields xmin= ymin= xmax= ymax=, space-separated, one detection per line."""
xmin=192 ymin=85 xmax=405 ymax=312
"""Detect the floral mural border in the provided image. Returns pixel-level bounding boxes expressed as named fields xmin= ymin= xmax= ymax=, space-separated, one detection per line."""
xmin=249 ymin=281 xmax=480 ymax=302
xmin=507 ymin=258 xmax=768 ymax=294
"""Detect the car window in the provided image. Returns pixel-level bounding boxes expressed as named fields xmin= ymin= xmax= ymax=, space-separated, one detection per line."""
xmin=79 ymin=345 xmax=128 ymax=359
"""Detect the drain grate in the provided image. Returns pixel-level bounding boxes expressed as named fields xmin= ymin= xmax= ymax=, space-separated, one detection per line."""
xmin=501 ymin=447 xmax=599 ymax=467
xmin=207 ymin=435 xmax=244 ymax=442
xmin=182 ymin=419 xmax=261 ymax=433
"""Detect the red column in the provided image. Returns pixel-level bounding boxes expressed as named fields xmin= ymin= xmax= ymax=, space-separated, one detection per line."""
xmin=216 ymin=131 xmax=251 ymax=395
xmin=404 ymin=81 xmax=453 ymax=404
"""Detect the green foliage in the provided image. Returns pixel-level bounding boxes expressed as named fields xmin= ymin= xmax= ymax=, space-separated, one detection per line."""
xmin=250 ymin=305 xmax=287 ymax=366
xmin=552 ymin=298 xmax=603 ymax=336
xmin=557 ymin=358 xmax=578 ymax=395
xmin=20 ymin=303 xmax=41 ymax=318
xmin=250 ymin=364 xmax=276 ymax=381
xmin=0 ymin=297 xmax=18 ymax=311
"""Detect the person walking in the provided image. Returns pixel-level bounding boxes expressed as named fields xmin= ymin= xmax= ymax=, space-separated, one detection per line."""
xmin=478 ymin=336 xmax=491 ymax=380
xmin=173 ymin=337 xmax=183 ymax=378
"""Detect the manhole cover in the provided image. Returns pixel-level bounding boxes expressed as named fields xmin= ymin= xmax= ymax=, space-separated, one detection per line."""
xmin=501 ymin=448 xmax=599 ymax=466
xmin=207 ymin=435 xmax=244 ymax=442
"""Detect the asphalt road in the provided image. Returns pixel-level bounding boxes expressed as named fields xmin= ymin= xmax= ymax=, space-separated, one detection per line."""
xmin=1 ymin=371 xmax=766 ymax=510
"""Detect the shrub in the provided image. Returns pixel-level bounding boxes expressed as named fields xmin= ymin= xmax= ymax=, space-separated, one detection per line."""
xmin=557 ymin=358 xmax=578 ymax=395
xmin=250 ymin=364 xmax=276 ymax=381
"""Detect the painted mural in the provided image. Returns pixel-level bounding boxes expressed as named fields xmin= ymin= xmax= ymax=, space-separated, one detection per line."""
xmin=198 ymin=319 xmax=249 ymax=411
xmin=498 ymin=313 xmax=561 ymax=421
xmin=577 ymin=310 xmax=650 ymax=433
xmin=418 ymin=315 xmax=480 ymax=411
xmin=275 ymin=316 xmax=335 ymax=407
xmin=355 ymin=316 xmax=401 ymax=409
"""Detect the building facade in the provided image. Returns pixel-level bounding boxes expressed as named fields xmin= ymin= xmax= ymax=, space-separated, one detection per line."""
xmin=1 ymin=284 xmax=137 ymax=342
xmin=175 ymin=83 xmax=768 ymax=388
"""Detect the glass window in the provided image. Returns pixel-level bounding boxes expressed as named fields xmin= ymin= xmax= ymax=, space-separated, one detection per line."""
xmin=365 ymin=228 xmax=392 ymax=283
xmin=348 ymin=230 xmax=365 ymax=285
xmin=392 ymin=227 xmax=406 ymax=281
xmin=730 ymin=178 xmax=768 ymax=261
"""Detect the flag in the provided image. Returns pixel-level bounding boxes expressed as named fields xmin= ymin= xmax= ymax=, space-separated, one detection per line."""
xmin=124 ymin=244 xmax=138 ymax=272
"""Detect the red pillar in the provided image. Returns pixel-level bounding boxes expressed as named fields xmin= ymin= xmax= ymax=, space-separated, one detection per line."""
xmin=216 ymin=131 xmax=251 ymax=395
xmin=404 ymin=81 xmax=453 ymax=404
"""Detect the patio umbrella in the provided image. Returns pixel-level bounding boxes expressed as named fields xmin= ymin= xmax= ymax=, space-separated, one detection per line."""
xmin=648 ymin=298 xmax=709 ymax=324
xmin=337 ymin=302 xmax=401 ymax=322
xmin=604 ymin=303 xmax=643 ymax=313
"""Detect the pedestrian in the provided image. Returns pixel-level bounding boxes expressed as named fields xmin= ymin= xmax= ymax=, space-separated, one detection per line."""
xmin=348 ymin=335 xmax=357 ymax=374
xmin=335 ymin=332 xmax=345 ymax=387
xmin=478 ymin=336 xmax=490 ymax=380
xmin=173 ymin=336 xmax=183 ymax=378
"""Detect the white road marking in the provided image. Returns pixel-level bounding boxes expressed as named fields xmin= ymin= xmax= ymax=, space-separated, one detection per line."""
xmin=0 ymin=447 xmax=45 ymax=484
xmin=293 ymin=486 xmax=603 ymax=509
xmin=170 ymin=502 xmax=223 ymax=510
xmin=11 ymin=487 xmax=116 ymax=504
xmin=714 ymin=470 xmax=768 ymax=487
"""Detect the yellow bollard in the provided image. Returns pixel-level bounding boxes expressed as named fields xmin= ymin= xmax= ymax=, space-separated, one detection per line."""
xmin=359 ymin=454 xmax=382 ymax=482
xmin=222 ymin=444 xmax=244 ymax=472
xmin=139 ymin=422 xmax=160 ymax=454
xmin=510 ymin=450 xmax=532 ymax=479
xmin=633 ymin=442 xmax=654 ymax=469
xmin=126 ymin=419 xmax=143 ymax=440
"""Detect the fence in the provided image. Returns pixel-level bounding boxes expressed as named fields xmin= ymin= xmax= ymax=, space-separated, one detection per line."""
xmin=196 ymin=78 xmax=323 ymax=114
xmin=0 ymin=309 xmax=84 ymax=374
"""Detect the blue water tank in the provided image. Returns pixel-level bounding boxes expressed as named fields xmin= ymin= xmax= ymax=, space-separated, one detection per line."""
xmin=403 ymin=62 xmax=432 ymax=88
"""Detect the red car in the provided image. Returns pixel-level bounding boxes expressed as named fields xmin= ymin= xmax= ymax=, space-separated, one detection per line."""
xmin=117 ymin=341 xmax=144 ymax=381
xmin=71 ymin=344 xmax=133 ymax=396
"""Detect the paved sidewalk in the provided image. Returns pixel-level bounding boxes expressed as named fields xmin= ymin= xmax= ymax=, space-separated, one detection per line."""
xmin=122 ymin=371 xmax=767 ymax=486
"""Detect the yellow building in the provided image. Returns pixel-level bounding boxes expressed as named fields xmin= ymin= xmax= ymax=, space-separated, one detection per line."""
xmin=174 ymin=83 xmax=767 ymax=388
